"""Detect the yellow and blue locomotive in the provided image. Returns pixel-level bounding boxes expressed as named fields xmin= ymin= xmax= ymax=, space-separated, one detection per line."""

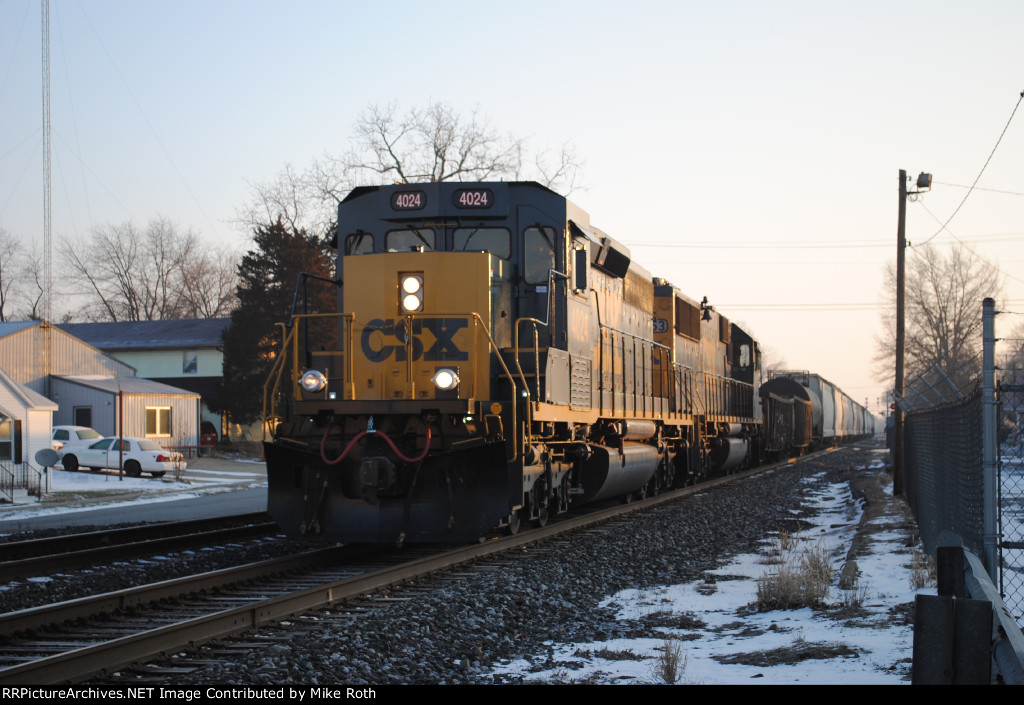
xmin=264 ymin=181 xmax=762 ymax=543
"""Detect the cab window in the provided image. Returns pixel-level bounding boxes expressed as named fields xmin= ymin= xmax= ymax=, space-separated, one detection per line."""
xmin=524 ymin=227 xmax=556 ymax=285
xmin=454 ymin=228 xmax=511 ymax=259
xmin=386 ymin=228 xmax=435 ymax=252
xmin=345 ymin=232 xmax=374 ymax=255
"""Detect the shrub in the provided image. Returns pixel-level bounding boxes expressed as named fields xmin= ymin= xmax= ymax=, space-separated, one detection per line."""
xmin=756 ymin=539 xmax=834 ymax=610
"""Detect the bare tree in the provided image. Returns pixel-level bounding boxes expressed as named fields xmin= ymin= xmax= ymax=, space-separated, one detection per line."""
xmin=236 ymin=101 xmax=585 ymax=235
xmin=235 ymin=163 xmax=315 ymax=234
xmin=345 ymin=102 xmax=523 ymax=184
xmin=874 ymin=243 xmax=1003 ymax=392
xmin=22 ymin=248 xmax=47 ymax=321
xmin=0 ymin=227 xmax=21 ymax=322
xmin=61 ymin=217 xmax=205 ymax=321
xmin=178 ymin=244 xmax=239 ymax=318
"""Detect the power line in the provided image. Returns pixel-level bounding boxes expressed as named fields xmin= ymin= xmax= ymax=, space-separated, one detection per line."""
xmin=629 ymin=230 xmax=1024 ymax=250
xmin=915 ymin=89 xmax=1024 ymax=248
xmin=933 ymin=181 xmax=1024 ymax=197
xmin=915 ymin=201 xmax=1024 ymax=287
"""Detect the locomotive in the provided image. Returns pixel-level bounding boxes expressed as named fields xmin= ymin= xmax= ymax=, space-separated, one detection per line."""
xmin=263 ymin=181 xmax=872 ymax=543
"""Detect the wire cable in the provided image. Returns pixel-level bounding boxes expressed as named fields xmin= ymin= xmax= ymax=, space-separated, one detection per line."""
xmin=915 ymin=89 xmax=1024 ymax=248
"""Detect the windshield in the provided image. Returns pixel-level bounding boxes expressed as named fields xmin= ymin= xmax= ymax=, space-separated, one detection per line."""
xmin=386 ymin=228 xmax=435 ymax=252
xmin=454 ymin=227 xmax=510 ymax=259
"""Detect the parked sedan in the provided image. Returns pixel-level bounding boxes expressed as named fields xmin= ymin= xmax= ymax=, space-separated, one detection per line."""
xmin=61 ymin=437 xmax=185 ymax=478
xmin=51 ymin=425 xmax=103 ymax=452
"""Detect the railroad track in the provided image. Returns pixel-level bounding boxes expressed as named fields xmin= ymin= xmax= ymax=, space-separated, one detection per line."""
xmin=0 ymin=453 xmax=826 ymax=685
xmin=0 ymin=514 xmax=278 ymax=583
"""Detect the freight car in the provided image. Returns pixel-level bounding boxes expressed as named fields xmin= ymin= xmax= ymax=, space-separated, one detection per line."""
xmin=760 ymin=371 xmax=876 ymax=457
xmin=263 ymin=181 xmax=866 ymax=544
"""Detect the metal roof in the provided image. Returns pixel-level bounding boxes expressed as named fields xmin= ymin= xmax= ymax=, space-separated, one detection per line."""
xmin=57 ymin=318 xmax=230 ymax=351
xmin=0 ymin=320 xmax=42 ymax=340
xmin=0 ymin=367 xmax=58 ymax=410
xmin=53 ymin=375 xmax=200 ymax=397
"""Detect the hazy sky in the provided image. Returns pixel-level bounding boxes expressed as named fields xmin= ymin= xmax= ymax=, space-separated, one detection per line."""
xmin=1 ymin=0 xmax=1022 ymax=413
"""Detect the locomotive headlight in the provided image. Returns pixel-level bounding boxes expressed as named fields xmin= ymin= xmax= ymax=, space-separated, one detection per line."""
xmin=300 ymin=369 xmax=327 ymax=393
xmin=400 ymin=274 xmax=424 ymax=312
xmin=401 ymin=275 xmax=422 ymax=294
xmin=432 ymin=368 xmax=460 ymax=391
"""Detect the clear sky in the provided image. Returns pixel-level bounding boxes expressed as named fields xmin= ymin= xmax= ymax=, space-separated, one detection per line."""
xmin=1 ymin=0 xmax=1022 ymax=415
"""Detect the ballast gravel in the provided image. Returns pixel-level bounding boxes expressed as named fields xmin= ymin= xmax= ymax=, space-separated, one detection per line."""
xmin=186 ymin=448 xmax=877 ymax=685
xmin=3 ymin=446 xmax=889 ymax=684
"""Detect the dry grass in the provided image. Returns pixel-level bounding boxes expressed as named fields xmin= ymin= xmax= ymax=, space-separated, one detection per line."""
xmin=756 ymin=538 xmax=835 ymax=610
xmin=910 ymin=551 xmax=936 ymax=590
xmin=836 ymin=580 xmax=870 ymax=610
xmin=713 ymin=635 xmax=859 ymax=666
xmin=652 ymin=637 xmax=687 ymax=684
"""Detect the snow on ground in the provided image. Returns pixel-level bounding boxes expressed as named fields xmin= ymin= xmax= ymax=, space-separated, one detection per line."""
xmin=490 ymin=461 xmax=928 ymax=684
xmin=0 ymin=462 xmax=267 ymax=524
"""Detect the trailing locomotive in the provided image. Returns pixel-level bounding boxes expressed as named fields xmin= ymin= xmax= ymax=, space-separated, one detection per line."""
xmin=263 ymin=181 xmax=871 ymax=544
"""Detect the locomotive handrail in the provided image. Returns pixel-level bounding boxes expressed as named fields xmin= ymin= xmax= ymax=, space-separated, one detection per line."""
xmin=263 ymin=323 xmax=298 ymax=441
xmin=512 ymin=317 xmax=543 ymax=433
xmin=262 ymin=313 xmax=356 ymax=442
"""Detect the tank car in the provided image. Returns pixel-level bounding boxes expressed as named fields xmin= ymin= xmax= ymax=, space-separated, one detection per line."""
xmin=263 ymin=181 xmax=762 ymax=543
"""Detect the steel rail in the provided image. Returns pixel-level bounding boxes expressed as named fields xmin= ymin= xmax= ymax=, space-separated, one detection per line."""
xmin=0 ymin=545 xmax=355 ymax=641
xmin=0 ymin=514 xmax=277 ymax=583
xmin=1 ymin=513 xmax=270 ymax=559
xmin=0 ymin=448 xmax=834 ymax=685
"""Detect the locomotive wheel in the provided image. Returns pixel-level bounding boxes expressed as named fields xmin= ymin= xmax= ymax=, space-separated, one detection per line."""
xmin=506 ymin=510 xmax=521 ymax=535
xmin=646 ymin=473 xmax=661 ymax=498
xmin=533 ymin=504 xmax=549 ymax=528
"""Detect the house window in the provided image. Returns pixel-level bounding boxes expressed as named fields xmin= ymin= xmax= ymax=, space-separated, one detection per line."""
xmin=183 ymin=351 xmax=198 ymax=374
xmin=0 ymin=418 xmax=11 ymax=461
xmin=146 ymin=407 xmax=172 ymax=437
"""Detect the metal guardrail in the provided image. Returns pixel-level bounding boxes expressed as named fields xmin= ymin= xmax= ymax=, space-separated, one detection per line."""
xmin=913 ymin=538 xmax=1024 ymax=684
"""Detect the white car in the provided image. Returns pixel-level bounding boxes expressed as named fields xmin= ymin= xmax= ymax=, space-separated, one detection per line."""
xmin=61 ymin=437 xmax=185 ymax=478
xmin=52 ymin=425 xmax=103 ymax=452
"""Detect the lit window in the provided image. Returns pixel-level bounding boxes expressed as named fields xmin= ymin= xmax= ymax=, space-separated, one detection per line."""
xmin=146 ymin=407 xmax=172 ymax=437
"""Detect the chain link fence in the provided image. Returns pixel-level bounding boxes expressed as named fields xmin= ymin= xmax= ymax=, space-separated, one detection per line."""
xmin=902 ymin=299 xmax=1024 ymax=625
xmin=904 ymin=391 xmax=984 ymax=555
xmin=996 ymin=303 xmax=1024 ymax=621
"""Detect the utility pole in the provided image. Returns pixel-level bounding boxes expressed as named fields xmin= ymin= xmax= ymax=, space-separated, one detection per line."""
xmin=894 ymin=169 xmax=931 ymax=497
xmin=894 ymin=170 xmax=907 ymax=495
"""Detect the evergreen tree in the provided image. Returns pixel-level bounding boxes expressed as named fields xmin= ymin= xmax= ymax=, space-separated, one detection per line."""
xmin=217 ymin=219 xmax=335 ymax=426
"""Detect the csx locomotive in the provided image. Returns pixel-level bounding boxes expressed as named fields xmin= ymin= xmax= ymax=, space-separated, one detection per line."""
xmin=263 ymin=181 xmax=872 ymax=543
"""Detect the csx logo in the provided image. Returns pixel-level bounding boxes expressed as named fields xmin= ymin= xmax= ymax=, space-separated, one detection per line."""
xmin=360 ymin=318 xmax=469 ymax=362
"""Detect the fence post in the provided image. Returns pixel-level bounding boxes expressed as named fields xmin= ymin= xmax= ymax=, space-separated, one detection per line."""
xmin=983 ymin=297 xmax=998 ymax=582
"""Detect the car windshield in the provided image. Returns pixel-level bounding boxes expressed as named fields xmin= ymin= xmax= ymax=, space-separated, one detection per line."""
xmin=138 ymin=439 xmax=163 ymax=451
